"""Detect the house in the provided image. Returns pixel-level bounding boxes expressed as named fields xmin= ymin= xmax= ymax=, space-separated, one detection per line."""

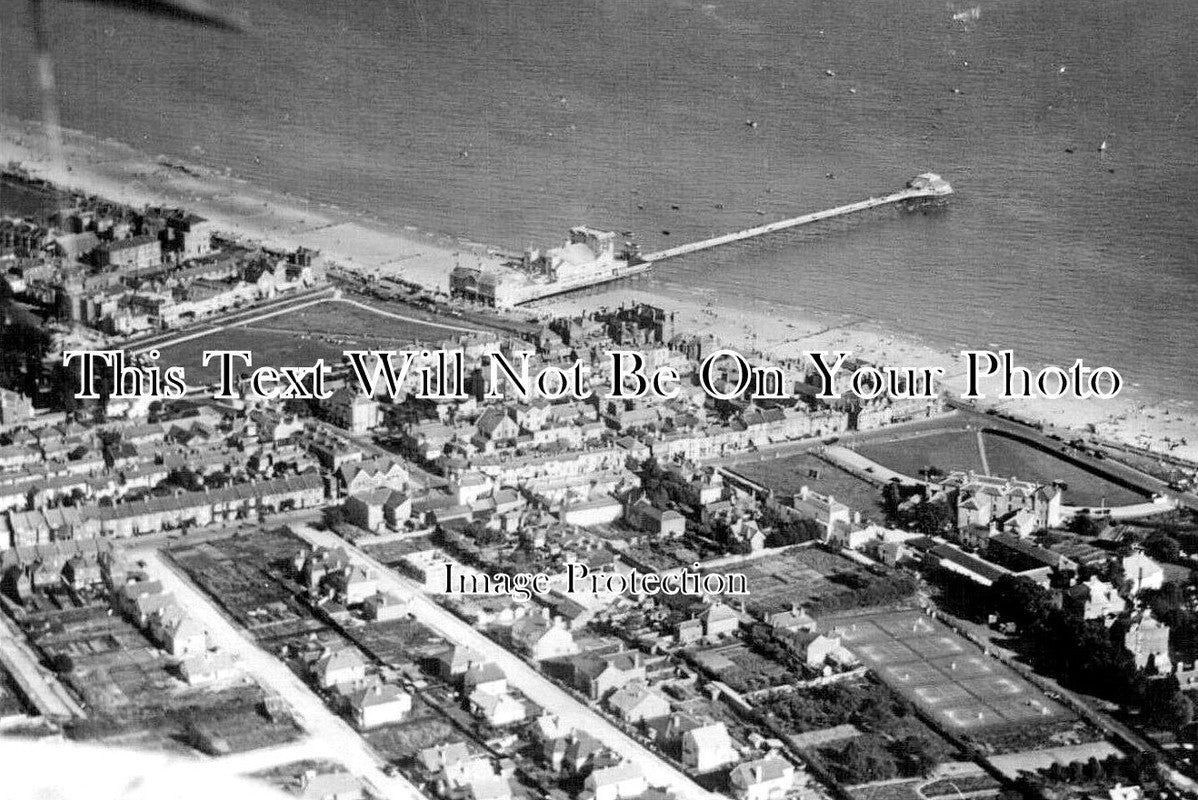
xmin=682 ymin=722 xmax=739 ymax=772
xmin=178 ymin=651 xmax=239 ymax=685
xmin=805 ymin=634 xmax=859 ymax=673
xmin=419 ymin=742 xmax=487 ymax=788
xmin=313 ymin=647 xmax=368 ymax=689
xmin=1064 ymin=576 xmax=1127 ymax=622
xmin=562 ymin=730 xmax=611 ymax=775
xmin=584 ymin=762 xmax=648 ymax=800
xmin=510 ymin=612 xmax=579 ymax=661
xmin=348 ymin=682 xmax=412 ymax=729
xmin=1122 ymin=550 xmax=1165 ymax=595
xmin=432 ymin=644 xmax=485 ymax=682
xmin=469 ymin=689 xmax=526 ymax=727
xmin=96 ymin=234 xmax=161 ymax=271
xmin=791 ymin=486 xmax=852 ymax=540
xmin=466 ymin=775 xmax=513 ymax=800
xmin=645 ymin=712 xmax=703 ymax=751
xmin=561 ymin=495 xmax=624 ymax=527
xmin=116 ymin=579 xmax=173 ymax=625
xmin=703 ymin=601 xmax=741 ymax=640
xmin=338 ymin=458 xmax=408 ymax=496
xmin=463 ymin=662 xmax=508 ymax=696
xmin=163 ymin=211 xmax=215 ymax=261
xmin=343 ymin=488 xmax=390 ymax=532
xmin=607 ymin=682 xmax=671 ymax=724
xmin=572 ymin=651 xmax=646 ymax=700
xmin=61 ymin=555 xmax=102 ymax=589
xmin=625 ymin=498 xmax=686 ymax=537
xmin=363 ymin=591 xmax=409 ymax=622
xmin=325 ymin=387 xmax=382 ymax=435
xmin=475 ymin=408 xmax=520 ymax=447
xmin=765 ymin=604 xmax=816 ymax=634
xmin=1108 ymin=785 xmax=1144 ymax=800
xmin=0 ymin=388 xmax=34 ymax=425
xmin=451 ymin=472 xmax=495 ymax=506
xmin=1124 ymin=610 xmax=1171 ymax=672
xmin=328 ymin=565 xmax=378 ymax=605
xmin=383 ymin=490 xmax=412 ymax=528
xmin=676 ymin=618 xmax=703 ymax=645
xmin=299 ymin=771 xmax=365 ymax=800
xmin=723 ymin=516 xmax=767 ymax=552
xmin=299 ymin=546 xmax=351 ymax=593
xmin=729 ymin=754 xmax=795 ymax=800
xmin=827 ymin=522 xmax=880 ymax=551
xmin=942 ymin=471 xmax=1063 ymax=533
xmin=157 ymin=611 xmax=208 ymax=658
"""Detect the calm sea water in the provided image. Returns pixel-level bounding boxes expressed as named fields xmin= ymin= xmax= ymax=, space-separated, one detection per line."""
xmin=2 ymin=0 xmax=1196 ymax=401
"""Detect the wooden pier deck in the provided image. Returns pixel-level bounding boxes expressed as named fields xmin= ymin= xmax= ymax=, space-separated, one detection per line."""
xmin=639 ymin=173 xmax=952 ymax=264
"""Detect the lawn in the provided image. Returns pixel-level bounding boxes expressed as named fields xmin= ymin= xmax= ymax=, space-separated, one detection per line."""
xmin=729 ymin=453 xmax=883 ymax=518
xmin=156 ymin=299 xmax=473 ymax=385
xmin=851 ymin=427 xmax=1146 ymax=507
xmin=157 ymin=326 xmax=344 ymax=386
xmin=981 ymin=434 xmax=1145 ymax=507
xmin=258 ymin=301 xmax=471 ymax=346
xmin=856 ymin=431 xmax=985 ymax=479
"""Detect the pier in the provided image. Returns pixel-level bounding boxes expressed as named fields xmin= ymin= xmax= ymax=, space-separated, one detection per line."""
xmin=454 ymin=173 xmax=951 ymax=307
xmin=638 ymin=172 xmax=952 ymax=264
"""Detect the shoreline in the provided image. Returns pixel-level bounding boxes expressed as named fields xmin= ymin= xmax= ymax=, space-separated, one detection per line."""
xmin=2 ymin=115 xmax=1196 ymax=465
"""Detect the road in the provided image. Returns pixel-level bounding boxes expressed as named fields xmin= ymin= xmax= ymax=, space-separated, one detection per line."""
xmin=0 ymin=612 xmax=85 ymax=720
xmin=137 ymin=549 xmax=426 ymax=800
xmin=293 ymin=525 xmax=719 ymax=800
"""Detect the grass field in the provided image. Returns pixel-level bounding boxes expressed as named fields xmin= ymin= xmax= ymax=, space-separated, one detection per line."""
xmin=855 ymin=429 xmax=1145 ymax=507
xmin=156 ymin=300 xmax=473 ymax=385
xmin=159 ymin=326 xmax=344 ymax=385
xmin=981 ymin=434 xmax=1143 ymax=506
xmin=856 ymin=431 xmax=984 ymax=479
xmin=729 ymin=453 xmax=883 ymax=517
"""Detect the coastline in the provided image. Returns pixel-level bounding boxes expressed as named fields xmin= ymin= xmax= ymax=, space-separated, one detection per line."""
xmin=3 ymin=115 xmax=1195 ymax=464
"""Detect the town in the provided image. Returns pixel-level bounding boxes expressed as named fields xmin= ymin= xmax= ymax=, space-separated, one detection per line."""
xmin=2 ymin=165 xmax=1198 ymax=800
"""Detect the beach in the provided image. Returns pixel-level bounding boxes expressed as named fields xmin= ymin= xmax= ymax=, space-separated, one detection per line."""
xmin=0 ymin=115 xmax=503 ymax=294
xmin=3 ymin=115 xmax=1196 ymax=464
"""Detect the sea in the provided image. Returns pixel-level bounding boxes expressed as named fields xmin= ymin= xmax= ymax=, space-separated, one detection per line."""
xmin=1 ymin=0 xmax=1196 ymax=404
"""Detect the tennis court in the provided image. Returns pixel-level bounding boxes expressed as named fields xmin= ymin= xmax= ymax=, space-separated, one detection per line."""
xmin=827 ymin=610 xmax=1073 ymax=731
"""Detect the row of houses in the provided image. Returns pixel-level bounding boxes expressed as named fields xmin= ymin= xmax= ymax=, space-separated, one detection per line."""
xmin=2 ymin=472 xmax=326 ymax=547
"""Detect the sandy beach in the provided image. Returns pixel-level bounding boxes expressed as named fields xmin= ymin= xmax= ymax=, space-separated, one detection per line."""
xmin=535 ymin=287 xmax=1198 ymax=465
xmin=3 ymin=115 xmax=1196 ymax=465
xmin=0 ymin=115 xmax=504 ymax=294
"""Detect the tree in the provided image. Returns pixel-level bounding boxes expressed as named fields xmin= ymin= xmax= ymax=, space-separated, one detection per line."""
xmin=1069 ymin=511 xmax=1100 ymax=537
xmin=1144 ymin=531 xmax=1182 ymax=564
xmin=1143 ymin=676 xmax=1194 ymax=730
xmin=1082 ymin=756 xmax=1106 ymax=782
xmin=891 ymin=734 xmax=940 ymax=777
xmin=840 ymin=735 xmax=898 ymax=783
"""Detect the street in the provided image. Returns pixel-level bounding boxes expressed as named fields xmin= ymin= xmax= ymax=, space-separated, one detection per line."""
xmin=137 ymin=549 xmax=427 ymax=800
xmin=293 ymin=524 xmax=720 ymax=800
